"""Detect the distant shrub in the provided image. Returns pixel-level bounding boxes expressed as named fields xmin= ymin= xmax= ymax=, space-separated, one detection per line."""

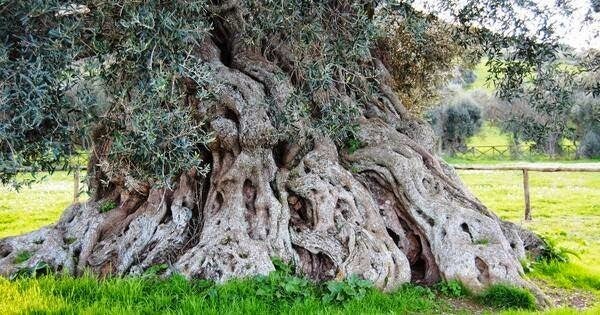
xmin=477 ymin=284 xmax=536 ymax=310
xmin=447 ymin=67 xmax=477 ymax=89
xmin=571 ymin=92 xmax=600 ymax=158
xmin=426 ymin=94 xmax=483 ymax=155
xmin=578 ymin=130 xmax=600 ymax=158
xmin=460 ymin=68 xmax=477 ymax=86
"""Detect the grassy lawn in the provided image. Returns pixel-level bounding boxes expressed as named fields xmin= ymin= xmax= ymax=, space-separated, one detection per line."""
xmin=0 ymin=172 xmax=87 ymax=238
xmin=457 ymin=170 xmax=600 ymax=299
xmin=467 ymin=122 xmax=511 ymax=147
xmin=467 ymin=59 xmax=494 ymax=92
xmin=0 ymin=170 xmax=599 ymax=314
xmin=0 ymin=273 xmax=447 ymax=315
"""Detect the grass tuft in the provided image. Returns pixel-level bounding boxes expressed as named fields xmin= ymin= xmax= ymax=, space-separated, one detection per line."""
xmin=473 ymin=239 xmax=490 ymax=245
xmin=478 ymin=284 xmax=536 ymax=310
xmin=537 ymin=236 xmax=580 ymax=263
xmin=0 ymin=273 xmax=443 ymax=314
xmin=435 ymin=279 xmax=470 ymax=297
xmin=99 ymin=200 xmax=117 ymax=213
xmin=13 ymin=251 xmax=31 ymax=264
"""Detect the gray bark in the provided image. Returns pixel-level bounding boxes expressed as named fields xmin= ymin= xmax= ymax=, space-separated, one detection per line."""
xmin=0 ymin=27 xmax=550 ymax=307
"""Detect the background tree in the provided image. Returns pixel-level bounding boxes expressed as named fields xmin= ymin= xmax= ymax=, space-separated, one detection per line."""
xmin=426 ymin=94 xmax=483 ymax=155
xmin=1 ymin=0 xmax=597 ymax=306
xmin=572 ymin=92 xmax=600 ymax=157
xmin=481 ymin=51 xmax=600 ymax=158
xmin=500 ymin=62 xmax=576 ymax=157
xmin=574 ymin=50 xmax=600 ymax=158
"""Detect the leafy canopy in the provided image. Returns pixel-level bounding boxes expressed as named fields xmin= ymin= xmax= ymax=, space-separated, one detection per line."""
xmin=1 ymin=0 xmax=595 ymax=187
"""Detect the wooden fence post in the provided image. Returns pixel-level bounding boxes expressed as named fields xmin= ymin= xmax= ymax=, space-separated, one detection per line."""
xmin=452 ymin=164 xmax=600 ymax=221
xmin=73 ymin=167 xmax=80 ymax=203
xmin=522 ymin=169 xmax=531 ymax=220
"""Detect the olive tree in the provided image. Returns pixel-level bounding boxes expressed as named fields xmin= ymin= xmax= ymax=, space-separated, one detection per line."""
xmin=426 ymin=94 xmax=483 ymax=155
xmin=1 ymin=0 xmax=596 ymax=307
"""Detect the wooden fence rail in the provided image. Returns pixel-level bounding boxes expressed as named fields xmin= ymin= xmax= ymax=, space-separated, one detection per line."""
xmin=453 ymin=165 xmax=600 ymax=172
xmin=11 ymin=164 xmax=600 ymax=221
xmin=458 ymin=144 xmax=578 ymax=159
xmin=453 ymin=164 xmax=600 ymax=220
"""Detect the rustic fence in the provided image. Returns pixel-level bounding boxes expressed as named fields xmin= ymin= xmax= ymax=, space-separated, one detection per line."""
xmin=453 ymin=164 xmax=600 ymax=220
xmin=457 ymin=144 xmax=578 ymax=159
xmin=12 ymin=163 xmax=600 ymax=221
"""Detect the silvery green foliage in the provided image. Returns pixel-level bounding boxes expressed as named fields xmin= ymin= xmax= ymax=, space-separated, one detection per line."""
xmin=426 ymin=94 xmax=482 ymax=154
xmin=572 ymin=91 xmax=600 ymax=158
xmin=497 ymin=59 xmax=600 ymax=157
xmin=1 ymin=0 xmax=594 ymax=187
xmin=1 ymin=1 xmax=213 ymax=187
xmin=242 ymin=1 xmax=378 ymax=144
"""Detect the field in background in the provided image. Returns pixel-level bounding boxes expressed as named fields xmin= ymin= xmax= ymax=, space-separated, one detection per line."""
xmin=467 ymin=122 xmax=510 ymax=147
xmin=0 ymin=172 xmax=84 ymax=238
xmin=466 ymin=123 xmax=578 ymax=149
xmin=467 ymin=59 xmax=494 ymax=92
xmin=445 ymin=123 xmax=599 ymax=164
xmin=0 ymin=169 xmax=598 ymax=313
xmin=457 ymin=170 xmax=600 ymax=296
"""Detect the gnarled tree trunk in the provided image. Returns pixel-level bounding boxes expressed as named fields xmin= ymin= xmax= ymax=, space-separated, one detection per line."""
xmin=0 ymin=6 xmax=548 ymax=307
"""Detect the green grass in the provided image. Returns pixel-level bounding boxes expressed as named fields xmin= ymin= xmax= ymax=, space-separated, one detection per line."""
xmin=1 ymin=170 xmax=599 ymax=313
xmin=435 ymin=279 xmax=470 ymax=297
xmin=0 ymin=172 xmax=88 ymax=238
xmin=478 ymin=284 xmax=536 ymax=310
xmin=467 ymin=59 xmax=494 ymax=92
xmin=456 ymin=169 xmax=600 ymax=293
xmin=0 ymin=272 xmax=444 ymax=314
xmin=467 ymin=122 xmax=511 ymax=147
xmin=529 ymin=262 xmax=600 ymax=292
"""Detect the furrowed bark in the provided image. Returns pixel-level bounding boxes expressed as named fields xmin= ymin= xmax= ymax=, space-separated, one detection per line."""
xmin=0 ymin=5 xmax=550 ymax=307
